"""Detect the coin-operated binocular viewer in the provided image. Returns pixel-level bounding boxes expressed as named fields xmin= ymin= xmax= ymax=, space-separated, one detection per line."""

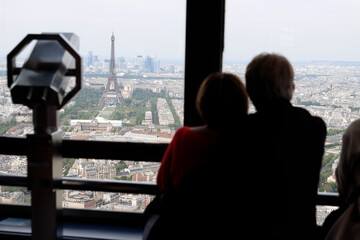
xmin=7 ymin=33 xmax=82 ymax=240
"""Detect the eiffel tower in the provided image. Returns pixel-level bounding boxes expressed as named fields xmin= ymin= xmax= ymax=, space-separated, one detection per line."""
xmin=99 ymin=33 xmax=124 ymax=105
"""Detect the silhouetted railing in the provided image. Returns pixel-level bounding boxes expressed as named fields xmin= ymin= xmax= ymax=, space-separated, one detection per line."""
xmin=0 ymin=135 xmax=340 ymax=206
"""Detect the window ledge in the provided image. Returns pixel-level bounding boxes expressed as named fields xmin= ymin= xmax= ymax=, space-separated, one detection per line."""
xmin=0 ymin=218 xmax=143 ymax=240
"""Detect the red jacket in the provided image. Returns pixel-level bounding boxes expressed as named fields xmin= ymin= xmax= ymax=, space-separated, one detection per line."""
xmin=157 ymin=126 xmax=216 ymax=191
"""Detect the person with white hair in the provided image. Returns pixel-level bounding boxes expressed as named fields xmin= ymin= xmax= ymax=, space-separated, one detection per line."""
xmin=229 ymin=53 xmax=327 ymax=240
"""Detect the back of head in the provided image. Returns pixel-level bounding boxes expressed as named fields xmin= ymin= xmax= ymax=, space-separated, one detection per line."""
xmin=245 ymin=53 xmax=294 ymax=109
xmin=325 ymin=119 xmax=360 ymax=240
xmin=196 ymin=72 xmax=248 ymax=131
xmin=337 ymin=119 xmax=360 ymax=201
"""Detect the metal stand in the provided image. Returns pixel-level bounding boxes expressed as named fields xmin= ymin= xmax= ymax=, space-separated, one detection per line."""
xmin=27 ymin=105 xmax=62 ymax=240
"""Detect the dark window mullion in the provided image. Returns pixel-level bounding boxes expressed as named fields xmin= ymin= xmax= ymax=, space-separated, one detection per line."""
xmin=184 ymin=0 xmax=226 ymax=127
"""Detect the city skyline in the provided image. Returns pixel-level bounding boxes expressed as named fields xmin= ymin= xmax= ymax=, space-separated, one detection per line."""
xmin=1 ymin=0 xmax=355 ymax=222
xmin=0 ymin=54 xmax=358 ymax=215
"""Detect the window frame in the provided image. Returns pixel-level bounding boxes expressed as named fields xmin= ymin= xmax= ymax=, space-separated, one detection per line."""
xmin=0 ymin=1 xmax=339 ymax=238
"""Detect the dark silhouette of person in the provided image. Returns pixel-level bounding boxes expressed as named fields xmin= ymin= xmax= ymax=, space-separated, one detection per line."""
xmin=219 ymin=53 xmax=326 ymax=240
xmin=143 ymin=72 xmax=249 ymax=240
xmin=322 ymin=119 xmax=360 ymax=240
xmin=157 ymin=72 xmax=248 ymax=192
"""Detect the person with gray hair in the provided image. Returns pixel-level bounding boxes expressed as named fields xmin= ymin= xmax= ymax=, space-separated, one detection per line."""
xmin=245 ymin=53 xmax=295 ymax=109
xmin=322 ymin=119 xmax=360 ymax=240
xmin=220 ymin=53 xmax=326 ymax=239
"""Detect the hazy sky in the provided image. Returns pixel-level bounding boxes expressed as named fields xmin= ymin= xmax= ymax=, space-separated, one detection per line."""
xmin=224 ymin=0 xmax=360 ymax=62
xmin=1 ymin=0 xmax=360 ymax=62
xmin=0 ymin=0 xmax=186 ymax=60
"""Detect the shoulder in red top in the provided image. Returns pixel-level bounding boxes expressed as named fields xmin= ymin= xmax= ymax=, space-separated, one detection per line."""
xmin=157 ymin=126 xmax=216 ymax=191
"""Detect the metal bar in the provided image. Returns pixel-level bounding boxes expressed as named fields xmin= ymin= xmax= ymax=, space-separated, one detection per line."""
xmin=0 ymin=175 xmax=28 ymax=187
xmin=0 ymin=178 xmax=341 ymax=208
xmin=0 ymin=204 xmax=143 ymax=228
xmin=0 ymin=232 xmax=31 ymax=240
xmin=0 ymin=175 xmax=158 ymax=195
xmin=56 ymin=178 xmax=158 ymax=195
xmin=0 ymin=136 xmax=167 ymax=162
xmin=62 ymin=140 xmax=167 ymax=162
xmin=0 ymin=192 xmax=341 ymax=227
xmin=0 ymin=137 xmax=27 ymax=156
xmin=0 ymin=137 xmax=342 ymax=207
xmin=62 ymin=208 xmax=144 ymax=227
xmin=0 ymin=204 xmax=31 ymax=219
xmin=316 ymin=192 xmax=340 ymax=206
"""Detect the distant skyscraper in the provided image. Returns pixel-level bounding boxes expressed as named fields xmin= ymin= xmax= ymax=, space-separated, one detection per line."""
xmin=87 ymin=51 xmax=93 ymax=67
xmin=144 ymin=56 xmax=160 ymax=73
xmin=154 ymin=57 xmax=160 ymax=74
xmin=134 ymin=55 xmax=143 ymax=71
xmin=145 ymin=56 xmax=155 ymax=73
xmin=99 ymin=33 xmax=124 ymax=106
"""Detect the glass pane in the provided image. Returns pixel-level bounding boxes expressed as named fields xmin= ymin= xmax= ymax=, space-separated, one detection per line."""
xmin=1 ymin=0 xmax=185 ymax=141
xmin=1 ymin=0 xmax=185 ymax=210
xmin=0 ymin=75 xmax=32 ymax=136
xmin=63 ymin=158 xmax=158 ymax=211
xmin=0 ymin=185 xmax=30 ymax=205
xmin=0 ymin=155 xmax=27 ymax=176
xmin=317 ymin=205 xmax=339 ymax=226
xmin=64 ymin=158 xmax=159 ymax=184
xmin=224 ymin=0 xmax=360 ymax=195
xmin=63 ymin=190 xmax=154 ymax=213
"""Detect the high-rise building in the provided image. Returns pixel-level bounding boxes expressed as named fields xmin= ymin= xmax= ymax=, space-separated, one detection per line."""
xmin=134 ymin=55 xmax=143 ymax=71
xmin=87 ymin=51 xmax=93 ymax=67
xmin=144 ymin=56 xmax=153 ymax=73
xmin=154 ymin=57 xmax=160 ymax=74
xmin=99 ymin=33 xmax=124 ymax=106
xmin=143 ymin=56 xmax=160 ymax=73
